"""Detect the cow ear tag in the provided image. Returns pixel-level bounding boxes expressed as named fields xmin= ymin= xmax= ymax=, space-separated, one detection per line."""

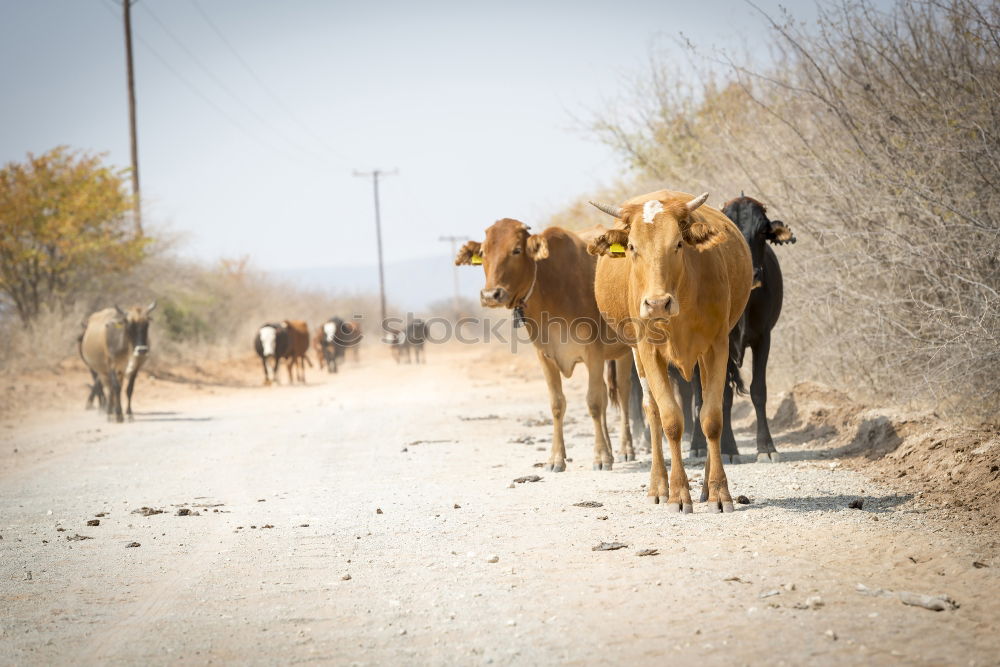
xmin=471 ymin=253 xmax=483 ymax=265
xmin=609 ymin=242 xmax=626 ymax=257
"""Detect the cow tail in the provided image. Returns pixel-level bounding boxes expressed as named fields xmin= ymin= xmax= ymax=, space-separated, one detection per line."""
xmin=605 ymin=360 xmax=619 ymax=412
xmin=727 ymin=353 xmax=747 ymax=396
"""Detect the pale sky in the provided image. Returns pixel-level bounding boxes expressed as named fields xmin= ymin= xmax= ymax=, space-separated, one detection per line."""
xmin=1 ymin=0 xmax=834 ymax=274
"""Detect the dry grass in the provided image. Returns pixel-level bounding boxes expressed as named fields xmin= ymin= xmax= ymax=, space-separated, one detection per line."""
xmin=589 ymin=0 xmax=1000 ymax=420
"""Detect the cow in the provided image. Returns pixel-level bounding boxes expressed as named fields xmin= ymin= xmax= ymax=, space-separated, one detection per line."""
xmin=282 ymin=320 xmax=311 ymax=383
xmin=685 ymin=195 xmax=795 ymax=462
xmin=588 ymin=189 xmax=753 ymax=512
xmin=79 ymin=302 xmax=156 ymax=423
xmin=315 ymin=318 xmax=345 ymax=373
xmin=456 ymin=219 xmax=637 ymax=471
xmin=338 ymin=320 xmax=362 ymax=362
xmin=405 ymin=318 xmax=427 ymax=364
xmin=255 ymin=322 xmax=289 ymax=385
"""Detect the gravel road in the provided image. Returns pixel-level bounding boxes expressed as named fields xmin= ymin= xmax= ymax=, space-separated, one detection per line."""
xmin=1 ymin=347 xmax=997 ymax=665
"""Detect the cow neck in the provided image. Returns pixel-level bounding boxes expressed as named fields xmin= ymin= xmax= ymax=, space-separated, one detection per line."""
xmin=517 ymin=261 xmax=539 ymax=310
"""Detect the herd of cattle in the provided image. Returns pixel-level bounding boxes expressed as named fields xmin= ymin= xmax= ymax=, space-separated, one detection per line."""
xmin=455 ymin=190 xmax=794 ymax=512
xmin=76 ymin=188 xmax=793 ymax=512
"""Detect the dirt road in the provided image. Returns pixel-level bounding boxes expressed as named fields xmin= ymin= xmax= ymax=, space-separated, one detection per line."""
xmin=1 ymin=346 xmax=997 ymax=665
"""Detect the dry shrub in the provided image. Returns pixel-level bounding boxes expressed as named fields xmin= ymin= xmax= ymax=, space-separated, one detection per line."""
xmin=591 ymin=0 xmax=1000 ymax=419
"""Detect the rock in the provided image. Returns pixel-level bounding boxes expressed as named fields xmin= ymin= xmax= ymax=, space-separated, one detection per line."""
xmin=760 ymin=589 xmax=780 ymax=599
xmin=86 ymin=519 xmax=100 ymax=526
xmin=94 ymin=512 xmax=106 ymax=518
xmin=848 ymin=499 xmax=864 ymax=510
xmin=972 ymin=561 xmax=988 ymax=569
xmin=806 ymin=596 xmax=824 ymax=609
xmin=636 ymin=549 xmax=659 ymax=557
xmin=596 ymin=515 xmax=608 ymax=520
xmin=825 ymin=629 xmax=837 ymax=640
xmin=487 ymin=556 xmax=499 ymax=563
xmin=736 ymin=495 xmax=751 ymax=504
xmin=898 ymin=591 xmax=958 ymax=611
xmin=400 ymin=447 xmax=408 ymax=452
xmin=126 ymin=541 xmax=141 ymax=548
xmin=342 ymin=573 xmax=352 ymax=580
xmin=592 ymin=541 xmax=628 ymax=551
xmin=299 ymin=524 xmax=309 ymax=527
xmin=66 ymin=534 xmax=93 ymax=541
xmin=376 ymin=508 xmax=383 ymax=514
xmin=453 ymin=504 xmax=461 ymax=509
xmin=573 ymin=501 xmax=603 ymax=508
xmin=24 ymin=571 xmax=31 ymax=581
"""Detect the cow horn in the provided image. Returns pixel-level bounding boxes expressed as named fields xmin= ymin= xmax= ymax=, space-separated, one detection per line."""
xmin=686 ymin=192 xmax=709 ymax=212
xmin=114 ymin=304 xmax=125 ymax=317
xmin=146 ymin=300 xmax=157 ymax=315
xmin=589 ymin=201 xmax=623 ymax=219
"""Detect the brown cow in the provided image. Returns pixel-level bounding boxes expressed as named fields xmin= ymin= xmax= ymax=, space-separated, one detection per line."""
xmin=456 ymin=219 xmax=636 ymax=471
xmin=281 ymin=320 xmax=311 ymax=384
xmin=588 ymin=190 xmax=752 ymax=512
xmin=79 ymin=303 xmax=156 ymax=423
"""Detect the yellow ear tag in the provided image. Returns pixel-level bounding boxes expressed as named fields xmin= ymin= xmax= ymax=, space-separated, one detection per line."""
xmin=471 ymin=253 xmax=483 ymax=265
xmin=609 ymin=242 xmax=626 ymax=256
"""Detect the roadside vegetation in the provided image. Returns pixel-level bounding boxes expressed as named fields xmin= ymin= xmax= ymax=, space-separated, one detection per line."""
xmin=568 ymin=0 xmax=1000 ymax=419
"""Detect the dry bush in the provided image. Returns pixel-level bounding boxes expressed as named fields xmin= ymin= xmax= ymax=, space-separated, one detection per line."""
xmin=0 ymin=251 xmax=382 ymax=375
xmin=590 ymin=0 xmax=1000 ymax=420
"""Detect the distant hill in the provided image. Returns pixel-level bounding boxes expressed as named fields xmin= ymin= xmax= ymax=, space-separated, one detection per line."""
xmin=274 ymin=253 xmax=485 ymax=312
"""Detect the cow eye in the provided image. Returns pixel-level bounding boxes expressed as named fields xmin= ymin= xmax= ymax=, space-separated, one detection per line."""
xmin=627 ymin=243 xmax=635 ymax=253
xmin=512 ymin=247 xmax=522 ymax=255
xmin=676 ymin=240 xmax=683 ymax=249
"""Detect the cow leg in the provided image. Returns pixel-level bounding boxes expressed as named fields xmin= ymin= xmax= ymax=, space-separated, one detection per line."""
xmin=272 ymin=357 xmax=281 ymax=385
xmin=537 ymin=351 xmax=567 ymax=473
xmin=613 ymin=355 xmax=635 ymax=462
xmin=721 ymin=377 xmax=740 ymax=462
xmin=752 ymin=337 xmax=779 ymax=462
xmin=689 ymin=365 xmax=708 ymax=458
xmin=124 ymin=370 xmax=138 ymax=422
xmin=698 ymin=340 xmax=735 ymax=513
xmin=585 ymin=355 xmax=614 ymax=471
xmin=671 ymin=366 xmax=694 ymax=444
xmin=636 ymin=347 xmax=689 ymax=510
xmin=106 ymin=370 xmax=124 ymax=423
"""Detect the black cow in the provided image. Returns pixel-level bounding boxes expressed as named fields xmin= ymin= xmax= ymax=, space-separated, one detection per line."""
xmin=404 ymin=318 xmax=427 ymax=364
xmin=254 ymin=322 xmax=290 ymax=385
xmin=688 ymin=195 xmax=795 ymax=463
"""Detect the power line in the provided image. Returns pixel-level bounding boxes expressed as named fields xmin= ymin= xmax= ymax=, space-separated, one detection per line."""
xmin=188 ymin=0 xmax=352 ymax=162
xmin=439 ymin=235 xmax=469 ymax=314
xmin=138 ymin=2 xmax=330 ymax=164
xmin=99 ymin=0 xmax=313 ymax=164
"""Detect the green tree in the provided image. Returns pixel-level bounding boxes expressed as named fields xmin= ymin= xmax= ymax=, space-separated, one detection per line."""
xmin=0 ymin=146 xmax=148 ymax=324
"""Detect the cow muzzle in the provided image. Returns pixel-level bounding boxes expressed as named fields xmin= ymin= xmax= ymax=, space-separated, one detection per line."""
xmin=639 ymin=294 xmax=678 ymax=320
xmin=480 ymin=287 xmax=509 ymax=308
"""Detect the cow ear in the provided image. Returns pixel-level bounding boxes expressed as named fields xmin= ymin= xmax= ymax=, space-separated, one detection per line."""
xmin=526 ymin=234 xmax=549 ymax=261
xmin=454 ymin=240 xmax=483 ymax=266
xmin=766 ymin=220 xmax=796 ymax=245
xmin=683 ymin=222 xmax=724 ymax=251
xmin=587 ymin=229 xmax=630 ymax=257
xmin=146 ymin=300 xmax=157 ymax=315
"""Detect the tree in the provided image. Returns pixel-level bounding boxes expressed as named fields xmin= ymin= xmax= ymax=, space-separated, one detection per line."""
xmin=0 ymin=147 xmax=148 ymax=324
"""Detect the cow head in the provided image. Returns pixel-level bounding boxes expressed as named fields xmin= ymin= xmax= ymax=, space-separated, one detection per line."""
xmin=323 ymin=318 xmax=343 ymax=344
xmin=454 ymin=218 xmax=549 ymax=309
xmin=258 ymin=324 xmax=279 ymax=358
xmin=721 ymin=196 xmax=795 ymax=288
xmin=116 ymin=301 xmax=155 ymax=356
xmin=588 ymin=192 xmax=721 ymax=321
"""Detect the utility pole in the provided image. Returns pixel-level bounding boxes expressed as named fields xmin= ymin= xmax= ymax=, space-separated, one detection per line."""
xmin=122 ymin=0 xmax=142 ymax=236
xmin=439 ymin=235 xmax=469 ymax=316
xmin=353 ymin=169 xmax=397 ymax=325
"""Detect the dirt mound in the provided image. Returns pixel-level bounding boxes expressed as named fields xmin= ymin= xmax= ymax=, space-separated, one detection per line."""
xmin=772 ymin=383 xmax=1000 ymax=526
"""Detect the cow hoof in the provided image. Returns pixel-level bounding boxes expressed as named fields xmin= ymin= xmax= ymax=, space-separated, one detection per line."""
xmin=664 ymin=501 xmax=681 ymax=512
xmin=593 ymin=461 xmax=613 ymax=471
xmin=707 ymin=503 xmax=722 ymax=514
xmin=724 ymin=454 xmax=739 ymax=464
xmin=546 ymin=462 xmax=566 ymax=473
xmin=617 ymin=451 xmax=635 ymax=462
xmin=757 ymin=452 xmax=781 ymax=463
xmin=127 ymin=414 xmax=134 ymax=423
xmin=690 ymin=448 xmax=707 ymax=459
xmin=722 ymin=501 xmax=735 ymax=513
xmin=700 ymin=486 xmax=709 ymax=503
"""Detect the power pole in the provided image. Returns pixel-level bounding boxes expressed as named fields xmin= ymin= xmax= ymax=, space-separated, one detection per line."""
xmin=353 ymin=168 xmax=397 ymax=325
xmin=439 ymin=235 xmax=469 ymax=315
xmin=122 ymin=0 xmax=142 ymax=236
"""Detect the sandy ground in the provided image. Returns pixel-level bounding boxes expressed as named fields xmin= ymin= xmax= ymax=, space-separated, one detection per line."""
xmin=1 ymin=345 xmax=998 ymax=665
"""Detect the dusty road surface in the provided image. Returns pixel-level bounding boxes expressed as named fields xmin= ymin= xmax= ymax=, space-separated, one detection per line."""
xmin=1 ymin=346 xmax=998 ymax=665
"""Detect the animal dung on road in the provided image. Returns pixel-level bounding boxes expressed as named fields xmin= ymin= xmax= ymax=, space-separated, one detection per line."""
xmin=736 ymin=495 xmax=752 ymax=504
xmin=131 ymin=507 xmax=164 ymax=516
xmin=175 ymin=508 xmax=200 ymax=516
xmin=66 ymin=534 xmax=93 ymax=541
xmin=573 ymin=501 xmax=603 ymax=508
xmin=636 ymin=549 xmax=659 ymax=556
xmin=86 ymin=519 xmax=100 ymax=526
xmin=125 ymin=541 xmax=141 ymax=548
xmin=513 ymin=475 xmax=542 ymax=484
xmin=592 ymin=542 xmax=628 ymax=551
xmin=848 ymin=498 xmax=864 ymax=509
xmin=376 ymin=508 xmax=383 ymax=514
